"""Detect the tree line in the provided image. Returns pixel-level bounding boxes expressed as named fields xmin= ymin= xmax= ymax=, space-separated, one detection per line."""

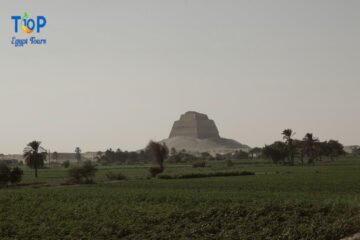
xmin=0 ymin=132 xmax=350 ymax=182
xmin=262 ymin=129 xmax=345 ymax=165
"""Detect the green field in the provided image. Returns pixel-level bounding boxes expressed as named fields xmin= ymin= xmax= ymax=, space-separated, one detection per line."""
xmin=1 ymin=158 xmax=360 ymax=239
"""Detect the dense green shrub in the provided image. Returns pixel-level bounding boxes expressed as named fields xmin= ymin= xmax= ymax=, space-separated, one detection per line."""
xmin=62 ymin=160 xmax=70 ymax=168
xmin=157 ymin=174 xmax=172 ymax=179
xmin=263 ymin=141 xmax=288 ymax=164
xmin=0 ymin=164 xmax=11 ymax=187
xmin=147 ymin=141 xmax=168 ymax=178
xmin=9 ymin=167 xmax=23 ymax=184
xmin=105 ymin=172 xmax=127 ymax=181
xmin=226 ymin=159 xmax=234 ymax=167
xmin=96 ymin=148 xmax=152 ymax=165
xmin=192 ymin=160 xmax=206 ymax=168
xmin=68 ymin=161 xmax=97 ymax=184
xmin=158 ymin=171 xmax=255 ymax=179
xmin=0 ymin=164 xmax=23 ymax=187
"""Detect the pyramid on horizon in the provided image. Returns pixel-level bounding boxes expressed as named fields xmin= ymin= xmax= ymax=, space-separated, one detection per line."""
xmin=169 ymin=111 xmax=220 ymax=139
xmin=162 ymin=111 xmax=250 ymax=154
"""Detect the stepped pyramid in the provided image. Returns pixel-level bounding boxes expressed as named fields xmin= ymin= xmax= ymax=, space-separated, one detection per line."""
xmin=162 ymin=111 xmax=250 ymax=154
xmin=169 ymin=111 xmax=220 ymax=139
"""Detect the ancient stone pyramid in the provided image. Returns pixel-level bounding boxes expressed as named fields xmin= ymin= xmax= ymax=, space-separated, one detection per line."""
xmin=169 ymin=111 xmax=220 ymax=139
xmin=163 ymin=111 xmax=250 ymax=154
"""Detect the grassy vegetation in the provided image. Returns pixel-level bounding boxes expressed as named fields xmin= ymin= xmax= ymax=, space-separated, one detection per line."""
xmin=158 ymin=170 xmax=255 ymax=179
xmin=1 ymin=157 xmax=360 ymax=239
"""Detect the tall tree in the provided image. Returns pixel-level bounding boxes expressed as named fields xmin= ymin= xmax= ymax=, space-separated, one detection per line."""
xmin=303 ymin=133 xmax=319 ymax=164
xmin=326 ymin=140 xmax=345 ymax=160
xmin=249 ymin=147 xmax=263 ymax=159
xmin=23 ymin=141 xmax=45 ymax=178
xmin=75 ymin=147 xmax=82 ymax=164
xmin=263 ymin=141 xmax=287 ymax=164
xmin=146 ymin=141 xmax=168 ymax=177
xmin=282 ymin=129 xmax=295 ymax=165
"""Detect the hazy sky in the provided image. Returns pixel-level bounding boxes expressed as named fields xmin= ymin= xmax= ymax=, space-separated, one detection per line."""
xmin=1 ymin=0 xmax=359 ymax=154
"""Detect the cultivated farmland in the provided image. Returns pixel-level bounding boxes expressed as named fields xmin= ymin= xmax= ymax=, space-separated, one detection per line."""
xmin=1 ymin=157 xmax=360 ymax=239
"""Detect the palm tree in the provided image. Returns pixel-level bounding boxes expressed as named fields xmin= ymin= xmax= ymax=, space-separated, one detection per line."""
xmin=282 ymin=129 xmax=295 ymax=165
xmin=23 ymin=141 xmax=45 ymax=178
xmin=146 ymin=141 xmax=169 ymax=178
xmin=75 ymin=147 xmax=82 ymax=164
xmin=303 ymin=133 xmax=319 ymax=164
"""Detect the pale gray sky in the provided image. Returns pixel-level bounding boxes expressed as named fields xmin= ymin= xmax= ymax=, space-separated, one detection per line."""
xmin=0 ymin=0 xmax=359 ymax=154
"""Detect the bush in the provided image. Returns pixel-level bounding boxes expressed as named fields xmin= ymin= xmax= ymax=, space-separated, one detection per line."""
xmin=149 ymin=166 xmax=163 ymax=178
xmin=158 ymin=171 xmax=255 ymax=179
xmin=168 ymin=152 xmax=199 ymax=163
xmin=62 ymin=160 xmax=70 ymax=168
xmin=232 ymin=150 xmax=249 ymax=160
xmin=226 ymin=160 xmax=234 ymax=167
xmin=105 ymin=172 xmax=127 ymax=181
xmin=157 ymin=174 xmax=172 ymax=179
xmin=0 ymin=164 xmax=11 ymax=187
xmin=192 ymin=160 xmax=206 ymax=168
xmin=68 ymin=161 xmax=97 ymax=184
xmin=0 ymin=164 xmax=24 ymax=187
xmin=9 ymin=167 xmax=23 ymax=184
